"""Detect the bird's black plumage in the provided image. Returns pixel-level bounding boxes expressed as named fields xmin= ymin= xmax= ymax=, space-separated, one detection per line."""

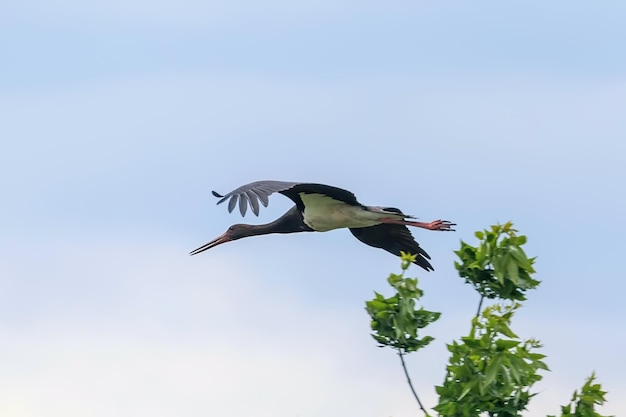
xmin=192 ymin=180 xmax=455 ymax=271
xmin=350 ymin=224 xmax=433 ymax=271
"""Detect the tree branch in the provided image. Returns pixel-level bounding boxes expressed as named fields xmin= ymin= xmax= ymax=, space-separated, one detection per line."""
xmin=398 ymin=350 xmax=430 ymax=417
xmin=476 ymin=294 xmax=485 ymax=319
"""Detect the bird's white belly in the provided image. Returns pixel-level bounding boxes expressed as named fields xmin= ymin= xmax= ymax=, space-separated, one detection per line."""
xmin=300 ymin=193 xmax=383 ymax=232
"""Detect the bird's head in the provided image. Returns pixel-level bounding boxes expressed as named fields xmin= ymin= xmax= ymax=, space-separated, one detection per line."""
xmin=189 ymin=224 xmax=252 ymax=256
xmin=225 ymin=223 xmax=255 ymax=240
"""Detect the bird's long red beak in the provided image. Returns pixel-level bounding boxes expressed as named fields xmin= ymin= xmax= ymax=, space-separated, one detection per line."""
xmin=189 ymin=231 xmax=232 ymax=256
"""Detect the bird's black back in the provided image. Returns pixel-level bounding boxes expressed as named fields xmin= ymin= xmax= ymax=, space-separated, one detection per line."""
xmin=279 ymin=183 xmax=361 ymax=212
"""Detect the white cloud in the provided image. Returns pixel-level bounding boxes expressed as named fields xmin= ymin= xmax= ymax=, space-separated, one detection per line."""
xmin=0 ymin=332 xmax=364 ymax=417
xmin=0 ymin=239 xmax=425 ymax=417
xmin=1 ymin=238 xmax=623 ymax=417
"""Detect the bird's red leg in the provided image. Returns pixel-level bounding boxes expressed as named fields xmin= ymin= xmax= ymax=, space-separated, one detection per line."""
xmin=379 ymin=218 xmax=456 ymax=231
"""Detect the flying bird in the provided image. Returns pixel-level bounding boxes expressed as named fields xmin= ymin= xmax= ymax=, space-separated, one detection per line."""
xmin=190 ymin=181 xmax=455 ymax=271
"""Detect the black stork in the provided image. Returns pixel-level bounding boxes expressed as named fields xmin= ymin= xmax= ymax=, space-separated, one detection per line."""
xmin=189 ymin=181 xmax=455 ymax=271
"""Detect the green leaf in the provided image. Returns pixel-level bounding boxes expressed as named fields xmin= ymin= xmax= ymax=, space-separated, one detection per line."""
xmin=496 ymin=322 xmax=518 ymax=339
xmin=366 ymin=300 xmax=388 ymax=310
xmin=506 ymin=257 xmax=520 ymax=284
xmin=462 ymin=337 xmax=484 ymax=349
xmin=458 ymin=379 xmax=477 ymax=400
xmin=509 ymin=246 xmax=532 ymax=270
xmin=484 ymin=353 xmax=503 ymax=388
xmin=495 ymin=339 xmax=520 ymax=350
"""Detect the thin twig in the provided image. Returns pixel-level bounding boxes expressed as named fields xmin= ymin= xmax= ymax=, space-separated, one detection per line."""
xmin=475 ymin=294 xmax=485 ymax=319
xmin=398 ymin=350 xmax=430 ymax=417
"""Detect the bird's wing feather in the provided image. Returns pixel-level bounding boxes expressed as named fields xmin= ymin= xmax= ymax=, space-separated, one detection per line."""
xmin=212 ymin=180 xmax=300 ymax=216
xmin=286 ymin=183 xmax=359 ymax=204
xmin=349 ymin=224 xmax=434 ymax=271
xmin=280 ymin=183 xmax=361 ymax=211
xmin=213 ymin=180 xmax=362 ymax=216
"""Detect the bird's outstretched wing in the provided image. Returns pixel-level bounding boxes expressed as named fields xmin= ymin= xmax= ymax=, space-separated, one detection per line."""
xmin=349 ymin=224 xmax=434 ymax=271
xmin=212 ymin=180 xmax=299 ymax=216
xmin=212 ymin=180 xmax=360 ymax=216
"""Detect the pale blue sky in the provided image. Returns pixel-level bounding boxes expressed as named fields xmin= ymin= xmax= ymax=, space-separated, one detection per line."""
xmin=1 ymin=1 xmax=625 ymax=416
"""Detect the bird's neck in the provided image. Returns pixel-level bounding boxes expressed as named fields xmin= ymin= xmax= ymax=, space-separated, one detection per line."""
xmin=251 ymin=206 xmax=313 ymax=236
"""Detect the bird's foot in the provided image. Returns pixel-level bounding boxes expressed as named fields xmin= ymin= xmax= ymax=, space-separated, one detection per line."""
xmin=428 ymin=219 xmax=456 ymax=231
xmin=381 ymin=217 xmax=456 ymax=231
